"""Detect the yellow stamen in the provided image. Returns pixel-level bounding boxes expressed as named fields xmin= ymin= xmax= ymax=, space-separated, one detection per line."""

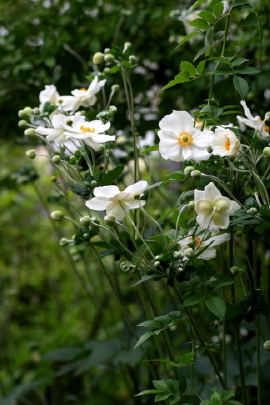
xmin=258 ymin=118 xmax=270 ymax=132
xmin=188 ymin=236 xmax=202 ymax=247
xmin=80 ymin=126 xmax=95 ymax=133
xmin=178 ymin=131 xmax=193 ymax=146
xmin=80 ymin=88 xmax=86 ymax=91
xmin=225 ymin=138 xmax=231 ymax=151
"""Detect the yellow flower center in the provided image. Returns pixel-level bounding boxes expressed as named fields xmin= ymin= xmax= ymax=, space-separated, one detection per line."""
xmin=178 ymin=131 xmax=193 ymax=146
xmin=80 ymin=88 xmax=87 ymax=91
xmin=225 ymin=138 xmax=231 ymax=151
xmin=188 ymin=236 xmax=202 ymax=248
xmin=80 ymin=126 xmax=95 ymax=133
xmin=258 ymin=118 xmax=270 ymax=132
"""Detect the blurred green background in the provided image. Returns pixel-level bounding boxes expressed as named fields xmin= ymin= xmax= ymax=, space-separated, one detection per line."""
xmin=1 ymin=0 xmax=270 ymax=403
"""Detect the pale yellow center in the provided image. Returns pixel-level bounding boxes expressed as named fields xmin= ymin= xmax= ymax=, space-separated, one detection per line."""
xmin=188 ymin=236 xmax=202 ymax=248
xmin=80 ymin=126 xmax=95 ymax=133
xmin=178 ymin=131 xmax=193 ymax=146
xmin=258 ymin=118 xmax=270 ymax=132
xmin=80 ymin=88 xmax=87 ymax=91
xmin=225 ymin=138 xmax=231 ymax=151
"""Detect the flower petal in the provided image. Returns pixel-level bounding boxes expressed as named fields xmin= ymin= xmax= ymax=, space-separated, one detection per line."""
xmin=106 ymin=201 xmax=129 ymax=221
xmin=206 ymin=233 xmax=230 ymax=247
xmin=159 ymin=140 xmax=183 ymax=161
xmin=124 ymin=180 xmax=148 ymax=195
xmin=204 ymin=182 xmax=221 ymax=202
xmin=94 ymin=185 xmax=120 ymax=198
xmin=85 ymin=197 xmax=109 ymax=211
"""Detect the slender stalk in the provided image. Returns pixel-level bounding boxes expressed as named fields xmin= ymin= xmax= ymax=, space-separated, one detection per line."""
xmin=256 ymin=316 xmax=262 ymax=405
xmin=234 ymin=327 xmax=248 ymax=405
xmin=261 ymin=241 xmax=270 ymax=335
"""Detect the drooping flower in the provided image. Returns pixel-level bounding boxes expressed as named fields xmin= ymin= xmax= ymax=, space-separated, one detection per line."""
xmin=85 ymin=181 xmax=148 ymax=221
xmin=211 ymin=127 xmax=240 ymax=157
xmin=177 ymin=228 xmax=230 ymax=260
xmin=66 ymin=119 xmax=115 ymax=151
xmin=60 ymin=76 xmax=106 ymax=112
xmin=194 ymin=182 xmax=240 ymax=232
xmin=36 ymin=114 xmax=81 ymax=143
xmin=157 ymin=110 xmax=213 ymax=162
xmin=39 ymin=85 xmax=60 ymax=109
xmin=237 ymin=100 xmax=270 ymax=139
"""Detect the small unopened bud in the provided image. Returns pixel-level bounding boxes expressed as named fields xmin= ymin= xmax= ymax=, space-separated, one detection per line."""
xmin=183 ymin=248 xmax=194 ymax=258
xmin=123 ymin=42 xmax=132 ymax=53
xmin=184 ymin=166 xmax=194 ymax=175
xmin=33 ymin=107 xmax=40 ymax=114
xmin=50 ymin=211 xmax=64 ymax=221
xmin=66 ymin=119 xmax=73 ymax=126
xmin=235 ymin=230 xmax=244 ymax=237
xmin=265 ymin=112 xmax=270 ymax=119
xmin=154 ymin=255 xmax=161 ymax=260
xmin=26 ymin=149 xmax=36 ymax=159
xmin=109 ymin=105 xmax=117 ymax=116
xmin=18 ymin=110 xmax=26 ymax=118
xmin=93 ymin=52 xmax=104 ymax=64
xmin=210 ymin=126 xmax=217 ymax=131
xmin=24 ymin=107 xmax=32 ymax=115
xmin=52 ymin=155 xmax=61 ymax=164
xmin=104 ymin=53 xmax=115 ymax=63
xmin=91 ymin=180 xmax=98 ymax=186
xmin=154 ymin=261 xmax=160 ymax=267
xmin=191 ymin=170 xmax=201 ymax=180
xmin=230 ymin=266 xmax=240 ymax=276
xmin=247 ymin=207 xmax=257 ymax=216
xmin=129 ymin=55 xmax=136 ymax=63
xmin=98 ymin=165 xmax=104 ymax=171
xmin=263 ymin=147 xmax=270 ymax=158
xmin=80 ymin=216 xmax=91 ymax=226
xmin=24 ymin=128 xmax=36 ymax=137
xmin=189 ymin=200 xmax=195 ymax=208
xmin=133 ymin=193 xmax=140 ymax=200
xmin=239 ymin=166 xmax=245 ymax=170
xmin=50 ymin=176 xmax=57 ymax=182
xmin=18 ymin=120 xmax=28 ymax=128
xmin=104 ymin=48 xmax=111 ymax=54
xmin=263 ymin=340 xmax=270 ymax=351
xmin=177 ymin=267 xmax=184 ymax=273
xmin=207 ymin=145 xmax=213 ymax=154
xmin=104 ymin=214 xmax=116 ymax=226
xmin=99 ymin=144 xmax=105 ymax=152
xmin=59 ymin=237 xmax=69 ymax=246
xmin=173 ymin=251 xmax=182 ymax=258
xmin=111 ymin=84 xmax=120 ymax=92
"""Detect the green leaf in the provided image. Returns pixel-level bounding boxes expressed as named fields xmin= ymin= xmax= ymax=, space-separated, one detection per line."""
xmin=159 ymin=71 xmax=190 ymax=92
xmin=176 ymin=33 xmax=200 ymax=49
xmin=159 ymin=207 xmax=178 ymax=221
xmin=231 ymin=0 xmax=249 ymax=7
xmin=233 ymin=76 xmax=249 ymax=99
xmin=241 ymin=13 xmax=258 ymax=26
xmin=178 ymin=375 xmax=187 ymax=393
xmin=190 ymin=18 xmax=209 ymax=30
xmin=213 ymin=3 xmax=224 ymax=17
xmin=140 ymin=144 xmax=159 ymax=154
xmin=194 ymin=46 xmax=209 ymax=61
xmin=166 ymin=379 xmax=179 ymax=394
xmin=198 ymin=10 xmax=215 ymax=24
xmin=43 ymin=347 xmax=82 ymax=361
xmin=64 ymin=183 xmax=90 ymax=199
xmin=196 ymin=60 xmax=206 ymax=74
xmin=138 ymin=320 xmax=164 ymax=329
xmin=153 ymin=380 xmax=169 ymax=391
xmin=146 ymin=181 xmax=163 ymax=190
xmin=220 ymin=390 xmax=235 ymax=400
xmin=205 ymin=27 xmax=214 ymax=47
xmin=100 ymin=164 xmax=125 ymax=186
xmin=200 ymin=401 xmax=210 ymax=405
xmin=131 ymin=274 xmax=156 ymax=287
xmin=213 ymin=68 xmax=233 ymax=75
xmin=183 ymin=294 xmax=205 ymax=307
xmin=231 ymin=58 xmax=249 ymax=67
xmin=180 ymin=61 xmax=196 ymax=76
xmin=205 ymin=296 xmax=226 ymax=319
xmin=135 ymin=390 xmax=163 ymax=396
xmin=210 ymin=391 xmax=222 ymax=405
xmin=169 ymin=395 xmax=181 ymax=404
xmin=107 ymin=66 xmax=121 ymax=74
xmin=234 ymin=66 xmax=260 ymax=74
xmin=180 ymin=352 xmax=194 ymax=365
xmin=155 ymin=393 xmax=171 ymax=402
xmin=134 ymin=331 xmax=155 ymax=348
xmin=226 ymin=401 xmax=244 ymax=405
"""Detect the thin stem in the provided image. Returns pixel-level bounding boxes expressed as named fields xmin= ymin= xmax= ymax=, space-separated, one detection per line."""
xmin=234 ymin=327 xmax=248 ymax=405
xmin=261 ymin=241 xmax=270 ymax=335
xmin=256 ymin=316 xmax=262 ymax=405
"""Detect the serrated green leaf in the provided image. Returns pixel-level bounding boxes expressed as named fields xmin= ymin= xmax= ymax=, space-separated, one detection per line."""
xmin=159 ymin=71 xmax=190 ymax=93
xmin=205 ymin=296 xmax=226 ymax=319
xmin=140 ymin=144 xmax=159 ymax=154
xmin=190 ymin=18 xmax=209 ymax=30
xmin=213 ymin=3 xmax=224 ymax=17
xmin=220 ymin=390 xmax=235 ymax=400
xmin=138 ymin=320 xmax=164 ymax=329
xmin=226 ymin=401 xmax=244 ymax=405
xmin=235 ymin=66 xmax=260 ymax=74
xmin=198 ymin=10 xmax=215 ymax=24
xmin=180 ymin=61 xmax=196 ymax=76
xmin=200 ymin=401 xmax=210 ymax=405
xmin=196 ymin=60 xmax=206 ymax=74
xmin=194 ymin=46 xmax=209 ymax=61
xmin=183 ymin=294 xmax=205 ymax=307
xmin=135 ymin=390 xmax=163 ymax=396
xmin=131 ymin=274 xmax=156 ymax=287
xmin=241 ymin=12 xmax=258 ymax=26
xmin=134 ymin=331 xmax=155 ymax=349
xmin=233 ymin=76 xmax=249 ymax=99
xmin=166 ymin=379 xmax=179 ymax=394
xmin=176 ymin=32 xmax=200 ymax=49
xmin=231 ymin=58 xmax=249 ymax=67
xmin=100 ymin=164 xmax=125 ymax=186
xmin=169 ymin=395 xmax=181 ymax=404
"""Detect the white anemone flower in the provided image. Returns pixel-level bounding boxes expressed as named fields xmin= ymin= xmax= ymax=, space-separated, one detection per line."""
xmin=177 ymin=228 xmax=230 ymax=260
xmin=85 ymin=181 xmax=148 ymax=221
xmin=237 ymin=100 xmax=270 ymax=139
xmin=194 ymin=182 xmax=240 ymax=232
xmin=39 ymin=85 xmax=60 ymax=109
xmin=211 ymin=127 xmax=240 ymax=157
xmin=157 ymin=110 xmax=213 ymax=162
xmin=60 ymin=76 xmax=106 ymax=112
xmin=66 ymin=119 xmax=115 ymax=151
xmin=36 ymin=114 xmax=80 ymax=143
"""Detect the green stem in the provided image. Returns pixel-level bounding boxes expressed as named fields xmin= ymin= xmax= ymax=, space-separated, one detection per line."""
xmin=261 ymin=241 xmax=270 ymax=335
xmin=234 ymin=327 xmax=248 ymax=405
xmin=256 ymin=315 xmax=262 ymax=405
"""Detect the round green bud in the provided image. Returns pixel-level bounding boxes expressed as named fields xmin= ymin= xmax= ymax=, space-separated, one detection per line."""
xmin=210 ymin=126 xmax=217 ymax=131
xmin=104 ymin=53 xmax=115 ymax=63
xmin=90 ymin=216 xmax=97 ymax=223
xmin=265 ymin=112 xmax=270 ymax=119
xmin=26 ymin=149 xmax=36 ymax=159
xmin=65 ymin=119 xmax=73 ymax=126
xmin=33 ymin=107 xmax=40 ymax=115
xmin=104 ymin=48 xmax=111 ymax=54
xmin=238 ymin=166 xmax=245 ymax=170
xmin=24 ymin=107 xmax=33 ymax=115
xmin=99 ymin=144 xmax=105 ymax=152
xmin=207 ymin=145 xmax=213 ymax=154
xmin=18 ymin=120 xmax=28 ymax=128
xmin=93 ymin=52 xmax=104 ymax=64
xmin=18 ymin=110 xmax=26 ymax=118
xmin=123 ymin=42 xmax=132 ymax=52
xmin=52 ymin=155 xmax=61 ymax=164
xmin=72 ymin=254 xmax=81 ymax=262
xmin=74 ymin=150 xmax=81 ymax=157
xmin=173 ymin=251 xmax=182 ymax=258
xmin=263 ymin=340 xmax=270 ymax=351
xmin=189 ymin=200 xmax=195 ymax=208
xmin=177 ymin=267 xmax=184 ymax=273
xmin=247 ymin=207 xmax=257 ymax=216
xmin=50 ymin=211 xmax=64 ymax=221
xmin=111 ymin=84 xmax=120 ymax=92
xmin=59 ymin=238 xmax=69 ymax=246
xmin=98 ymin=165 xmax=104 ymax=171
xmin=83 ymin=233 xmax=89 ymax=239
xmin=154 ymin=261 xmax=160 ymax=267
xmin=226 ymin=182 xmax=231 ymax=187
xmin=109 ymin=105 xmax=117 ymax=116
xmin=235 ymin=230 xmax=244 ymax=237
xmin=50 ymin=176 xmax=57 ymax=182
xmin=104 ymin=67 xmax=110 ymax=73
xmin=263 ymin=147 xmax=270 ymax=158
xmin=91 ymin=180 xmax=98 ymax=186
xmin=230 ymin=266 xmax=240 ymax=276
xmin=133 ymin=193 xmax=140 ymax=200
xmin=184 ymin=166 xmax=195 ymax=175
xmin=80 ymin=216 xmax=91 ymax=226
xmin=24 ymin=128 xmax=36 ymax=137
xmin=104 ymin=214 xmax=116 ymax=226
xmin=191 ymin=170 xmax=202 ymax=180
xmin=129 ymin=55 xmax=136 ymax=63
xmin=183 ymin=248 xmax=194 ymax=258
xmin=154 ymin=255 xmax=161 ymax=260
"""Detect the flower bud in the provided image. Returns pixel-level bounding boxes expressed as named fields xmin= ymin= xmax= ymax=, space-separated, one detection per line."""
xmin=191 ymin=170 xmax=202 ymax=180
xmin=59 ymin=237 xmax=69 ymax=246
xmin=18 ymin=120 xmax=28 ymax=128
xmin=120 ymin=260 xmax=135 ymax=272
xmin=154 ymin=261 xmax=160 ymax=267
xmin=26 ymin=149 xmax=36 ymax=159
xmin=184 ymin=166 xmax=195 ymax=175
xmin=188 ymin=200 xmax=195 ymax=208
xmin=52 ymin=155 xmax=61 ymax=164
xmin=50 ymin=176 xmax=57 ymax=182
xmin=238 ymin=166 xmax=245 ymax=170
xmin=173 ymin=251 xmax=182 ymax=258
xmin=104 ymin=53 xmax=115 ymax=63
xmin=265 ymin=112 xmax=270 ymax=119
xmin=91 ymin=180 xmax=98 ymax=186
xmin=104 ymin=48 xmax=111 ymax=54
xmin=263 ymin=340 xmax=270 ymax=351
xmin=104 ymin=214 xmax=116 ymax=226
xmin=263 ymin=147 xmax=270 ymax=158
xmin=93 ymin=52 xmax=104 ymax=64
xmin=123 ymin=42 xmax=132 ymax=53
xmin=207 ymin=146 xmax=213 ymax=154
xmin=154 ymin=255 xmax=161 ymax=260
xmin=80 ymin=216 xmax=91 ymax=226
xmin=18 ymin=110 xmax=26 ymax=118
xmin=111 ymin=84 xmax=119 ymax=92
xmin=177 ymin=267 xmax=184 ymax=273
xmin=129 ymin=55 xmax=136 ymax=63
xmin=33 ymin=107 xmax=40 ymax=115
xmin=235 ymin=230 xmax=244 ymax=237
xmin=50 ymin=211 xmax=64 ymax=221
xmin=183 ymin=248 xmax=194 ymax=258
xmin=24 ymin=128 xmax=36 ymax=137
xmin=109 ymin=105 xmax=117 ymax=116
xmin=230 ymin=266 xmax=240 ymax=276
xmin=210 ymin=126 xmax=217 ymax=131
xmin=247 ymin=207 xmax=257 ymax=216
xmin=133 ymin=193 xmax=140 ymax=200
xmin=24 ymin=107 xmax=33 ymax=115
xmin=98 ymin=165 xmax=104 ymax=171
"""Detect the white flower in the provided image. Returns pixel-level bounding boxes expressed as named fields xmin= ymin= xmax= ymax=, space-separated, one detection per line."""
xmin=177 ymin=228 xmax=230 ymax=260
xmin=66 ymin=119 xmax=115 ymax=151
xmin=212 ymin=127 xmax=240 ymax=157
xmin=85 ymin=181 xmax=148 ymax=221
xmin=237 ymin=100 xmax=270 ymax=139
xmin=194 ymin=182 xmax=240 ymax=232
xmin=60 ymin=76 xmax=106 ymax=112
xmin=36 ymin=114 xmax=80 ymax=143
xmin=157 ymin=110 xmax=213 ymax=162
xmin=39 ymin=85 xmax=60 ymax=109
